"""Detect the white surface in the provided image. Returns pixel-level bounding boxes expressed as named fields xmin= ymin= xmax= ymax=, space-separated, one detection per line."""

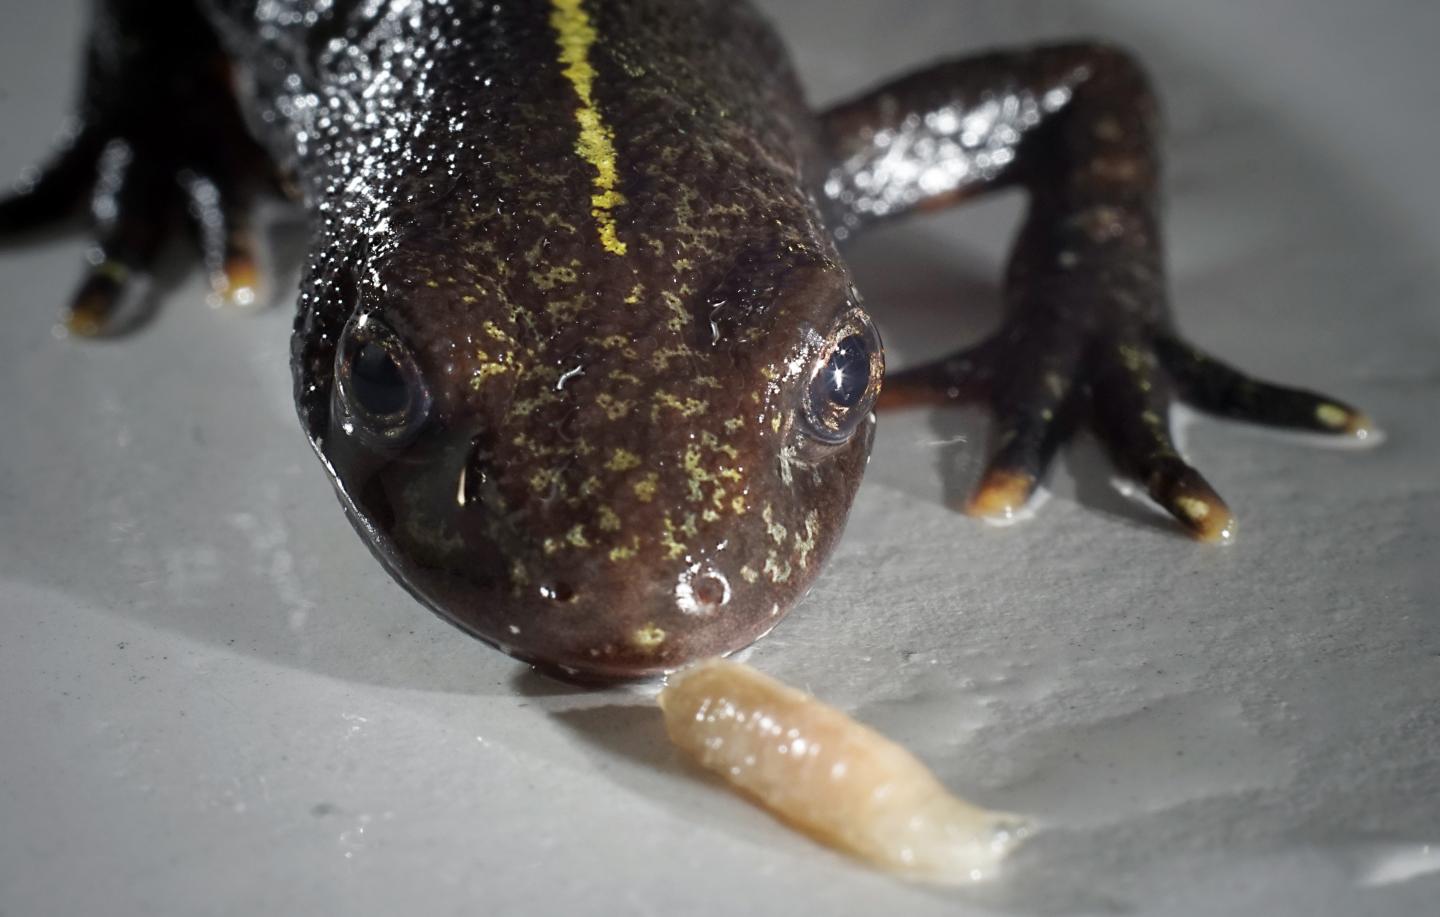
xmin=2 ymin=1 xmax=1437 ymax=915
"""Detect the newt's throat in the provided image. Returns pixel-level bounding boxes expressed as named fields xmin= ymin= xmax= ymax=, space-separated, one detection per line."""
xmin=549 ymin=0 xmax=628 ymax=256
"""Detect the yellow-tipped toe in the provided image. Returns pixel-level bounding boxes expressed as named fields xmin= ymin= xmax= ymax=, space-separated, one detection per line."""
xmin=1316 ymin=403 xmax=1379 ymax=441
xmin=1169 ymin=491 xmax=1236 ymax=544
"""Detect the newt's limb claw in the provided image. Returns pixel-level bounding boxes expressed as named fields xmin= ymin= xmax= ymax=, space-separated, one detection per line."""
xmin=1155 ymin=336 xmax=1376 ymax=442
xmin=965 ymin=329 xmax=1083 ymax=520
xmin=66 ymin=258 xmax=155 ymax=338
xmin=63 ymin=139 xmax=172 ymax=337
xmin=181 ymin=170 xmax=261 ymax=308
xmin=1090 ymin=338 xmax=1236 ymax=543
xmin=885 ymin=320 xmax=1365 ymax=542
xmin=0 ymin=122 xmax=104 ymax=236
xmin=879 ymin=333 xmax=1077 ymax=522
xmin=884 ymin=328 xmax=1243 ymax=541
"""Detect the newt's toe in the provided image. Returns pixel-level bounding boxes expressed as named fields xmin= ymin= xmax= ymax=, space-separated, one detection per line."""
xmin=1147 ymin=462 xmax=1235 ymax=544
xmin=1314 ymin=403 xmax=1378 ymax=441
xmin=964 ymin=468 xmax=1038 ymax=521
xmin=214 ymin=251 xmax=261 ymax=308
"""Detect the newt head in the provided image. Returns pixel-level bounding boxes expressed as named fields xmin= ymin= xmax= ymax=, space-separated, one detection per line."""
xmin=294 ymin=231 xmax=883 ymax=680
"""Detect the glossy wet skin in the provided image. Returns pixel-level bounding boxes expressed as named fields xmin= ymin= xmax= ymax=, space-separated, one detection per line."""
xmin=235 ymin=0 xmax=885 ymax=677
xmin=319 ymin=252 xmax=880 ymax=677
xmin=8 ymin=0 xmax=1372 ymax=682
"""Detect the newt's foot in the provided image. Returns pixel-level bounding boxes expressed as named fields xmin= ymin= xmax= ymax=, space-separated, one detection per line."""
xmin=880 ymin=328 xmax=1374 ymax=543
xmin=0 ymin=45 xmax=271 ymax=335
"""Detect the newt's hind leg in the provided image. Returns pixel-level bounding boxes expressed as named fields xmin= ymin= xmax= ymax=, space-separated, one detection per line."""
xmin=0 ymin=0 xmax=272 ymax=335
xmin=821 ymin=44 xmax=1373 ymax=542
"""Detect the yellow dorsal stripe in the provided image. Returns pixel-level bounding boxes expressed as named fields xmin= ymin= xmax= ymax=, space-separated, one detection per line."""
xmin=549 ymin=0 xmax=628 ymax=256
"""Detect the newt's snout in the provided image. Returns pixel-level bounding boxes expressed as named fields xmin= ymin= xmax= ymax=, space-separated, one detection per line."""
xmin=311 ymin=266 xmax=883 ymax=679
xmin=323 ymin=377 xmax=876 ymax=678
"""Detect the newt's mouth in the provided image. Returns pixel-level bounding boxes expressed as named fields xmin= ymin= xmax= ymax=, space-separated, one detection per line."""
xmin=311 ymin=420 xmax=759 ymax=679
xmin=308 ymin=382 xmax=880 ymax=680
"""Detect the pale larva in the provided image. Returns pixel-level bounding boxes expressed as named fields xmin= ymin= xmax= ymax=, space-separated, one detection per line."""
xmin=658 ymin=658 xmax=1028 ymax=883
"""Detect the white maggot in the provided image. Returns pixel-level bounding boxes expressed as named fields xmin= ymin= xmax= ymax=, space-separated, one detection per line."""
xmin=658 ymin=658 xmax=1028 ymax=883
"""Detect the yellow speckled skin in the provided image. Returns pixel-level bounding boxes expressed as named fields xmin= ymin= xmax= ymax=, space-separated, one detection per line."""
xmin=7 ymin=0 xmax=1372 ymax=678
xmin=201 ymin=0 xmax=877 ymax=677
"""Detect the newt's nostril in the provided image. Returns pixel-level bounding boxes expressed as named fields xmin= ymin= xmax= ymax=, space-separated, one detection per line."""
xmin=677 ymin=567 xmax=732 ymax=614
xmin=693 ymin=574 xmax=729 ymax=607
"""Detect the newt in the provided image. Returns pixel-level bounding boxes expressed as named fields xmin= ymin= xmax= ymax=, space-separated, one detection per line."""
xmin=0 ymin=0 xmax=1373 ymax=679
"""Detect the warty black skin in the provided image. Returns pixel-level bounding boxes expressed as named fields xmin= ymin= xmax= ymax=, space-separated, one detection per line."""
xmin=1 ymin=0 xmax=1373 ymax=679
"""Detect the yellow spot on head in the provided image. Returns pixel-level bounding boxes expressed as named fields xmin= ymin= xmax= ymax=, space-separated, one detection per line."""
xmin=472 ymin=348 xmax=515 ymax=387
xmin=510 ymin=560 xmax=530 ymax=586
xmin=763 ymin=552 xmax=792 ymax=584
xmin=660 ymin=515 xmax=687 ymax=559
xmin=653 ymin=392 xmax=709 ymax=418
xmin=679 ymin=513 xmax=699 ymax=538
xmin=596 ymin=393 xmax=632 ymax=419
xmin=606 ymin=449 xmax=641 ymax=472
xmin=549 ymin=0 xmax=628 ymax=256
xmin=597 ymin=506 xmax=622 ymax=532
xmin=634 ymin=472 xmax=659 ymax=503
xmin=762 ymin=503 xmax=788 ymax=544
xmin=633 ymin=624 xmax=666 ymax=651
xmin=651 ymin=345 xmax=696 ymax=371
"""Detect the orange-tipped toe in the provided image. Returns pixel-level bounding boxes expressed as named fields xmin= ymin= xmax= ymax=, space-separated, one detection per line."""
xmin=62 ymin=305 xmax=105 ymax=338
xmin=213 ymin=255 xmax=261 ymax=308
xmin=964 ymin=468 xmax=1037 ymax=520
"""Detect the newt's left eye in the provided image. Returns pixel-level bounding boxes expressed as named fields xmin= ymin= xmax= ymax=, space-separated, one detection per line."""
xmin=800 ymin=311 xmax=884 ymax=445
xmin=335 ymin=313 xmax=432 ymax=445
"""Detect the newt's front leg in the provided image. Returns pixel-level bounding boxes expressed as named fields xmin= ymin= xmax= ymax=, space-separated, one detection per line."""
xmin=0 ymin=0 xmax=271 ymax=334
xmin=821 ymin=43 xmax=1373 ymax=542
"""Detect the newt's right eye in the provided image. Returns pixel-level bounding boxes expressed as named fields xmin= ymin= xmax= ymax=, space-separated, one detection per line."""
xmin=335 ymin=313 xmax=431 ymax=445
xmin=799 ymin=310 xmax=884 ymax=445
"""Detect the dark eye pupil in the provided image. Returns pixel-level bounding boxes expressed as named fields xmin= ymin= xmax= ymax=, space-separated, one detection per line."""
xmin=351 ymin=341 xmax=409 ymax=415
xmin=822 ymin=334 xmax=870 ymax=408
